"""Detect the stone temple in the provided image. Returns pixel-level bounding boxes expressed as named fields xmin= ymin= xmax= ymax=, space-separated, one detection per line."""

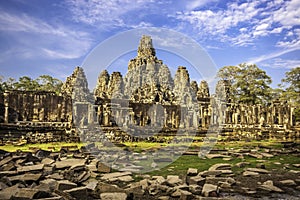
xmin=0 ymin=35 xmax=298 ymax=143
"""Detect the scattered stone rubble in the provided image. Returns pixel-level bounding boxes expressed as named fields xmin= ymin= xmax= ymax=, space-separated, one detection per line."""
xmin=0 ymin=142 xmax=300 ymax=199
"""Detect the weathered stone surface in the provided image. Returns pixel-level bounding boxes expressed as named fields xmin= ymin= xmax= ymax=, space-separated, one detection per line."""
xmin=61 ymin=66 xmax=91 ymax=102
xmin=46 ymin=173 xmax=64 ymax=180
xmin=179 ymin=189 xmax=193 ymax=200
xmin=101 ymin=171 xmax=132 ymax=181
xmin=97 ymin=182 xmax=124 ymax=193
xmin=118 ymin=175 xmax=134 ymax=182
xmin=11 ymin=188 xmax=50 ymax=200
xmin=94 ymin=70 xmax=110 ymax=98
xmin=0 ymin=156 xmax=13 ymax=167
xmin=8 ymin=173 xmax=42 ymax=183
xmin=55 ymin=159 xmax=86 ymax=169
xmin=97 ymin=162 xmax=111 ymax=173
xmin=85 ymin=180 xmax=98 ymax=191
xmin=41 ymin=157 xmax=55 ymax=165
xmin=258 ymin=180 xmax=284 ymax=193
xmin=201 ymin=184 xmax=219 ymax=197
xmin=166 ymin=175 xmax=182 ymax=186
xmin=1 ymin=161 xmax=15 ymax=171
xmin=260 ymin=152 xmax=274 ymax=158
xmin=243 ymin=171 xmax=259 ymax=177
xmin=64 ymin=169 xmax=90 ymax=184
xmin=188 ymin=176 xmax=205 ymax=186
xmin=206 ymin=154 xmax=230 ymax=159
xmin=17 ymin=163 xmax=44 ymax=173
xmin=197 ymin=80 xmax=210 ymax=99
xmin=38 ymin=179 xmax=58 ymax=192
xmin=187 ymin=168 xmax=198 ymax=176
xmin=200 ymin=170 xmax=233 ymax=177
xmin=64 ymin=186 xmax=88 ymax=200
xmin=279 ymin=179 xmax=297 ymax=186
xmin=188 ymin=184 xmax=202 ymax=195
xmin=152 ymin=176 xmax=166 ymax=185
xmin=245 ymin=168 xmax=269 ymax=174
xmin=208 ymin=163 xmax=231 ymax=171
xmin=293 ymin=164 xmax=300 ymax=168
xmin=56 ymin=180 xmax=77 ymax=191
xmin=0 ymin=184 xmax=20 ymax=200
xmin=100 ymin=192 xmax=127 ymax=200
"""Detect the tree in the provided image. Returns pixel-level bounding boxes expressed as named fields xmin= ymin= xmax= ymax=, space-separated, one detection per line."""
xmin=280 ymin=67 xmax=300 ymax=101
xmin=36 ymin=75 xmax=63 ymax=94
xmin=1 ymin=77 xmax=16 ymax=91
xmin=0 ymin=75 xmax=63 ymax=93
xmin=217 ymin=65 xmax=241 ymax=84
xmin=217 ymin=63 xmax=272 ymax=105
xmin=280 ymin=67 xmax=300 ymax=122
xmin=13 ymin=76 xmax=40 ymax=91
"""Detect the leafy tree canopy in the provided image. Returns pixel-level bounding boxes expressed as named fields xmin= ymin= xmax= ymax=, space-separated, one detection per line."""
xmin=217 ymin=63 xmax=272 ymax=105
xmin=280 ymin=67 xmax=300 ymax=103
xmin=0 ymin=75 xmax=63 ymax=94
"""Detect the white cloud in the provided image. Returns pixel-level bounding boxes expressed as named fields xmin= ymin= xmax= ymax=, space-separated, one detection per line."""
xmin=0 ymin=10 xmax=93 ymax=60
xmin=260 ymin=58 xmax=300 ymax=69
xmin=270 ymin=27 xmax=283 ymax=34
xmin=65 ymin=0 xmax=157 ymax=28
xmin=185 ymin=0 xmax=218 ymax=11
xmin=175 ymin=0 xmax=300 ymax=48
xmin=175 ymin=1 xmax=262 ymax=45
xmin=247 ymin=48 xmax=300 ymax=65
xmin=272 ymin=0 xmax=300 ymax=27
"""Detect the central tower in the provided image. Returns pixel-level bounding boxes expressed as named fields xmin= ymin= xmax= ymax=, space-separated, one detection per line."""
xmin=137 ymin=35 xmax=156 ymax=58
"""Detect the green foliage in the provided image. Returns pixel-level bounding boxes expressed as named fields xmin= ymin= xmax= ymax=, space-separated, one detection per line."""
xmin=280 ymin=67 xmax=300 ymax=122
xmin=217 ymin=63 xmax=272 ymax=105
xmin=0 ymin=75 xmax=63 ymax=94
xmin=0 ymin=77 xmax=16 ymax=91
xmin=36 ymin=75 xmax=63 ymax=94
xmin=280 ymin=67 xmax=300 ymax=103
xmin=13 ymin=76 xmax=40 ymax=91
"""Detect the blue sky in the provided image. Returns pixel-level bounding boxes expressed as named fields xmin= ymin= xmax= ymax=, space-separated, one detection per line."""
xmin=0 ymin=0 xmax=299 ymax=89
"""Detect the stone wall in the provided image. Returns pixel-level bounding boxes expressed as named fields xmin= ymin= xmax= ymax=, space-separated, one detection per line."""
xmin=1 ymin=90 xmax=72 ymax=124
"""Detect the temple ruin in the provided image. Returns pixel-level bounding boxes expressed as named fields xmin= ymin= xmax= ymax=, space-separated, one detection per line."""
xmin=0 ymin=35 xmax=298 ymax=143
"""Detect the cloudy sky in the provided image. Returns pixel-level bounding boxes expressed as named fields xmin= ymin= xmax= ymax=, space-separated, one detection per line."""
xmin=0 ymin=0 xmax=299 ymax=89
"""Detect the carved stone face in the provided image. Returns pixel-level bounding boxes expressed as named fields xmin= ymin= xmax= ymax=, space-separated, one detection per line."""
xmin=141 ymin=35 xmax=152 ymax=49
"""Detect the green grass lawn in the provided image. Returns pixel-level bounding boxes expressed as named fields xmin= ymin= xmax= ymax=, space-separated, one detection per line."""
xmin=145 ymin=154 xmax=300 ymax=177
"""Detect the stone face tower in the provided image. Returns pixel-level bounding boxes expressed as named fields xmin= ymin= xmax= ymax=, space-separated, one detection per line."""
xmin=123 ymin=35 xmax=173 ymax=97
xmin=137 ymin=35 xmax=156 ymax=58
xmin=61 ymin=66 xmax=91 ymax=102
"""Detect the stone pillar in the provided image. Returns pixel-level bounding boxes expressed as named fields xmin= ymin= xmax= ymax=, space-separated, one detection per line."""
xmin=32 ymin=95 xmax=39 ymax=122
xmin=240 ymin=105 xmax=245 ymax=124
xmin=193 ymin=110 xmax=198 ymax=128
xmin=87 ymin=104 xmax=94 ymax=124
xmin=278 ymin=106 xmax=283 ymax=125
xmin=203 ymin=109 xmax=207 ymax=128
xmin=290 ymin=107 xmax=294 ymax=127
xmin=4 ymin=91 xmax=9 ymax=123
xmin=57 ymin=103 xmax=62 ymax=122
xmin=39 ymin=108 xmax=45 ymax=121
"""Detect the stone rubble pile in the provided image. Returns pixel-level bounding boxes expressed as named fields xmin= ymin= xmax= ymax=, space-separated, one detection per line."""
xmin=0 ymin=143 xmax=300 ymax=200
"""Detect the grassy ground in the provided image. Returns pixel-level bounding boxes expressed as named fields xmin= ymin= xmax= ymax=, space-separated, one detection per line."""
xmin=1 ymin=139 xmax=299 ymax=178
xmin=145 ymin=154 xmax=300 ymax=177
xmin=0 ymin=142 xmax=85 ymax=152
